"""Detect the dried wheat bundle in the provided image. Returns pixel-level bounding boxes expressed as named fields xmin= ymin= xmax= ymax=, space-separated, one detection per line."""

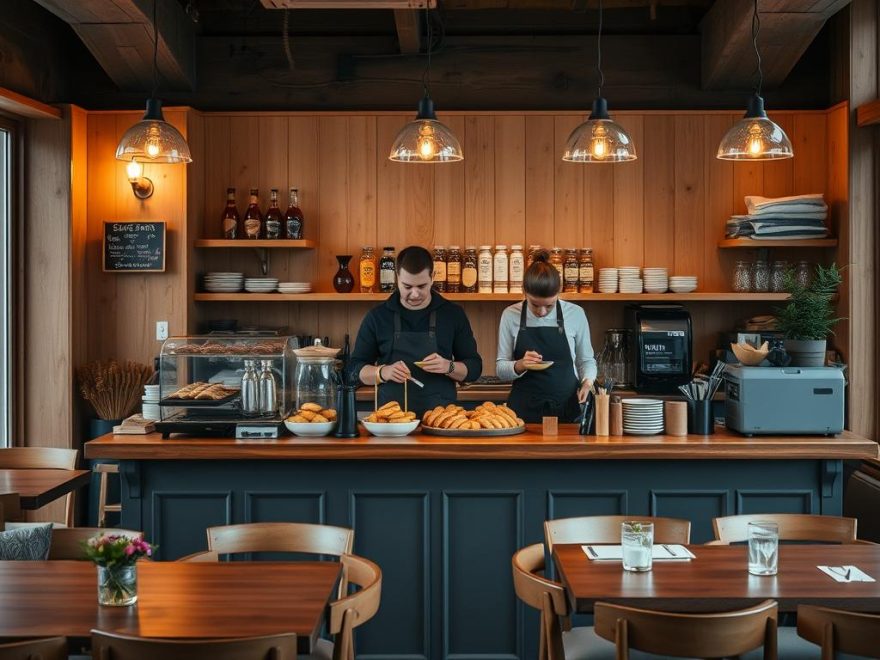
xmin=78 ymin=360 xmax=154 ymax=420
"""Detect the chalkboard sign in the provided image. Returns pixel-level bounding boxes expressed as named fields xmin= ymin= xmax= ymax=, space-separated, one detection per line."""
xmin=102 ymin=222 xmax=166 ymax=272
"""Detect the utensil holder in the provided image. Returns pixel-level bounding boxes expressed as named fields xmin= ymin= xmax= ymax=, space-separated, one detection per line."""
xmin=609 ymin=402 xmax=623 ymax=435
xmin=687 ymin=398 xmax=714 ymax=435
xmin=595 ymin=394 xmax=610 ymax=436
xmin=664 ymin=401 xmax=688 ymax=436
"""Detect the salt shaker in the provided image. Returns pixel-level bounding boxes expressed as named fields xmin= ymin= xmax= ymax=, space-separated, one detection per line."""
xmin=258 ymin=360 xmax=277 ymax=415
xmin=241 ymin=360 xmax=259 ymax=414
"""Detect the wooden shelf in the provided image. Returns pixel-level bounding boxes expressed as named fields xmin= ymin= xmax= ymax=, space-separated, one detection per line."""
xmin=717 ymin=238 xmax=838 ymax=249
xmin=857 ymin=99 xmax=880 ymax=127
xmin=194 ymin=292 xmax=790 ymax=302
xmin=195 ymin=239 xmax=317 ymax=248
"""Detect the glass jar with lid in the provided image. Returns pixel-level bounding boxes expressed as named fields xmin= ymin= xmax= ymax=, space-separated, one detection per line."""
xmin=478 ymin=246 xmax=493 ymax=293
xmin=432 ymin=246 xmax=447 ymax=292
xmin=493 ymin=245 xmax=509 ymax=294
xmin=461 ymin=246 xmax=478 ymax=293
xmin=751 ymin=259 xmax=770 ymax=293
xmin=550 ymin=248 xmax=564 ymax=291
xmin=732 ymin=260 xmax=752 ymax=292
xmin=446 ymin=246 xmax=462 ymax=293
xmin=563 ymin=249 xmax=579 ymax=293
xmin=578 ymin=248 xmax=594 ymax=293
xmin=293 ymin=341 xmax=341 ymax=413
xmin=770 ymin=260 xmax=789 ymax=293
xmin=795 ymin=260 xmax=812 ymax=289
xmin=509 ymin=245 xmax=524 ymax=294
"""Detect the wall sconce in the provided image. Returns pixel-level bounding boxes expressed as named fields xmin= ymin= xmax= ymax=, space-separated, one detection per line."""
xmin=126 ymin=160 xmax=154 ymax=199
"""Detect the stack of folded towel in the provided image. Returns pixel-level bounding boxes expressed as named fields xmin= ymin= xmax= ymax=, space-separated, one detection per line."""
xmin=726 ymin=194 xmax=829 ymax=239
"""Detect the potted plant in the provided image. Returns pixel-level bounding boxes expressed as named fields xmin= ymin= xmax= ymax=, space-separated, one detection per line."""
xmin=775 ymin=263 xmax=843 ymax=367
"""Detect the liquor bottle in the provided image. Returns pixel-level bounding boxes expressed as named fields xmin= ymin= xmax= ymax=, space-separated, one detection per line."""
xmin=220 ymin=187 xmax=240 ymax=239
xmin=243 ymin=188 xmax=263 ymax=240
xmin=379 ymin=246 xmax=396 ymax=293
xmin=359 ymin=246 xmax=376 ymax=293
xmin=284 ymin=188 xmax=305 ymax=240
xmin=264 ymin=189 xmax=283 ymax=240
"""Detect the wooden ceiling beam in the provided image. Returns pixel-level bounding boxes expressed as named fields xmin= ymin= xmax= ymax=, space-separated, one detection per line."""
xmin=700 ymin=0 xmax=851 ymax=90
xmin=394 ymin=9 xmax=422 ymax=53
xmin=31 ymin=0 xmax=195 ymax=92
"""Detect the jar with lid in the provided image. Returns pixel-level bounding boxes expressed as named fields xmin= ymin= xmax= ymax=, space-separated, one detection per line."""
xmin=550 ymin=248 xmax=564 ymax=291
xmin=578 ymin=248 xmax=594 ymax=293
xmin=294 ymin=355 xmax=338 ymax=413
xmin=732 ymin=260 xmax=752 ymax=292
xmin=359 ymin=246 xmax=376 ymax=293
xmin=563 ymin=249 xmax=579 ymax=293
xmin=493 ymin=245 xmax=509 ymax=294
xmin=526 ymin=245 xmax=541 ymax=270
xmin=478 ymin=246 xmax=493 ymax=293
xmin=379 ymin=246 xmax=396 ymax=293
xmin=509 ymin=245 xmax=524 ymax=294
xmin=795 ymin=260 xmax=812 ymax=289
xmin=461 ymin=246 xmax=478 ymax=293
xmin=432 ymin=246 xmax=447 ymax=293
xmin=751 ymin=259 xmax=770 ymax=293
xmin=446 ymin=246 xmax=462 ymax=293
xmin=770 ymin=260 xmax=789 ymax=293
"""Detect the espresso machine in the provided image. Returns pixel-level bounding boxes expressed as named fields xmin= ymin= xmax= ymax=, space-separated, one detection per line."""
xmin=625 ymin=304 xmax=693 ymax=393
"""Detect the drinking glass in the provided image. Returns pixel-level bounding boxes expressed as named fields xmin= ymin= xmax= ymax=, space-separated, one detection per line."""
xmin=621 ymin=521 xmax=654 ymax=572
xmin=747 ymin=521 xmax=779 ymax=576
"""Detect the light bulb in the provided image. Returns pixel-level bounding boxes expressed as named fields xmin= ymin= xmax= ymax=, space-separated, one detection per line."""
xmin=590 ymin=124 xmax=610 ymax=160
xmin=146 ymin=140 xmax=160 ymax=158
xmin=417 ymin=123 xmax=437 ymax=161
xmin=747 ymin=124 xmax=764 ymax=157
xmin=126 ymin=160 xmax=143 ymax=180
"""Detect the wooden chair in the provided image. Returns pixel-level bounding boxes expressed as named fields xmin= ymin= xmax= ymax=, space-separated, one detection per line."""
xmin=47 ymin=527 xmax=142 ymax=560
xmin=90 ymin=630 xmax=297 ymax=660
xmin=709 ymin=513 xmax=867 ymax=545
xmin=512 ymin=543 xmax=572 ymax=660
xmin=544 ymin=515 xmax=691 ymax=552
xmin=95 ymin=463 xmax=122 ymax=527
xmin=0 ymin=492 xmax=22 ymax=532
xmin=0 ymin=447 xmax=79 ymax=527
xmin=593 ymin=600 xmax=778 ymax=659
xmin=797 ymin=605 xmax=880 ymax=659
xmin=0 ymin=636 xmax=67 ymax=660
xmin=303 ymin=554 xmax=382 ymax=660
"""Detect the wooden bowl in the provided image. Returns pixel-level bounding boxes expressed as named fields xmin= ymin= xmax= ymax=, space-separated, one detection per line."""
xmin=730 ymin=341 xmax=769 ymax=366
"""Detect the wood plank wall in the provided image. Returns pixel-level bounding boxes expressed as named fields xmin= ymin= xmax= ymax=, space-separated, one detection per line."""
xmin=186 ymin=108 xmax=846 ymax=375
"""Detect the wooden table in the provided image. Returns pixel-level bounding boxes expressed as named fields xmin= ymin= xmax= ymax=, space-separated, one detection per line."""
xmin=0 ymin=560 xmax=340 ymax=653
xmin=0 ymin=468 xmax=91 ymax=509
xmin=554 ymin=543 xmax=880 ymax=613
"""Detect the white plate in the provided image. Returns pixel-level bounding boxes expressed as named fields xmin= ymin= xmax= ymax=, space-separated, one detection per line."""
xmin=362 ymin=419 xmax=420 ymax=437
xmin=622 ymin=398 xmax=664 ymax=406
xmin=284 ymin=420 xmax=336 ymax=437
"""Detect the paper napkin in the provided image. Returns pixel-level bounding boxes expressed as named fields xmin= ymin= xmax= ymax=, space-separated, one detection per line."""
xmin=817 ymin=565 xmax=876 ymax=583
xmin=582 ymin=544 xmax=696 ymax=561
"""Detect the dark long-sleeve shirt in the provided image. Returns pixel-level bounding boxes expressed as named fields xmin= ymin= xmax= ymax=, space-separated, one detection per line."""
xmin=349 ymin=293 xmax=483 ymax=383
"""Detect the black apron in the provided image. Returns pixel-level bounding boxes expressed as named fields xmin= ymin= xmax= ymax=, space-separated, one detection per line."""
xmin=378 ymin=310 xmax=455 ymax=417
xmin=507 ymin=301 xmax=581 ymax=423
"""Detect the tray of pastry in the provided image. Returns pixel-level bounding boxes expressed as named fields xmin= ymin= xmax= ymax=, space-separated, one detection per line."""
xmin=420 ymin=402 xmax=526 ymax=437
xmin=160 ymin=382 xmax=241 ymax=406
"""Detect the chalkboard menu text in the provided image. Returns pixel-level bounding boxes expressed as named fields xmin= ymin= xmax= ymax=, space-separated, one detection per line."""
xmin=103 ymin=222 xmax=166 ymax=272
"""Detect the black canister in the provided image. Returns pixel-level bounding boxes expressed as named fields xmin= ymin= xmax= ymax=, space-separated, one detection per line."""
xmin=687 ymin=398 xmax=715 ymax=435
xmin=334 ymin=384 xmax=359 ymax=438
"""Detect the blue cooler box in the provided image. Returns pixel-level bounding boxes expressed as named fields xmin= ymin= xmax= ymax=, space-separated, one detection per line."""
xmin=724 ymin=366 xmax=845 ymax=435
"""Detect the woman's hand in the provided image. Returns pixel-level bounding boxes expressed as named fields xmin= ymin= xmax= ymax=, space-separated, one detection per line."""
xmin=418 ymin=353 xmax=452 ymax=374
xmin=381 ymin=361 xmax=411 ymax=383
xmin=577 ymin=379 xmax=593 ymax=403
xmin=514 ymin=350 xmax=543 ymax=374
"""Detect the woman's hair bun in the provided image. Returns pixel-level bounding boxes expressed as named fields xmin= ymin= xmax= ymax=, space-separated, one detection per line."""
xmin=532 ymin=249 xmax=551 ymax=264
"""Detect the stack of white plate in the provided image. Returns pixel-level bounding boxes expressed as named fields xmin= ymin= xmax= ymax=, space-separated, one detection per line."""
xmin=142 ymin=384 xmax=160 ymax=421
xmin=622 ymin=398 xmax=664 ymax=435
xmin=618 ymin=267 xmax=643 ymax=294
xmin=204 ymin=272 xmax=244 ymax=293
xmin=244 ymin=277 xmax=279 ymax=293
xmin=669 ymin=276 xmax=698 ymax=293
xmin=598 ymin=268 xmax=619 ymax=293
xmin=278 ymin=282 xmax=312 ymax=294
xmin=643 ymin=267 xmax=669 ymax=293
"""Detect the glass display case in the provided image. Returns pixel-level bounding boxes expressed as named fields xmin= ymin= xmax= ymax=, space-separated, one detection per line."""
xmin=156 ymin=335 xmax=296 ymax=436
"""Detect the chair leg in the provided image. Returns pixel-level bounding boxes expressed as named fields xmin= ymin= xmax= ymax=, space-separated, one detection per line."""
xmin=763 ymin=616 xmax=777 ymax=660
xmin=615 ymin=618 xmax=629 ymax=660
xmin=98 ymin=470 xmax=109 ymax=528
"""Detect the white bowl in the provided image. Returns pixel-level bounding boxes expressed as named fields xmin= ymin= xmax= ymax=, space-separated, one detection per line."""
xmin=361 ymin=419 xmax=420 ymax=437
xmin=670 ymin=285 xmax=697 ymax=293
xmin=284 ymin=420 xmax=336 ymax=437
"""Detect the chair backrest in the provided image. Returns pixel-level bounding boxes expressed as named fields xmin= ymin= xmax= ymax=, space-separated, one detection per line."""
xmin=544 ymin=515 xmax=691 ymax=552
xmin=0 ymin=447 xmax=79 ymax=527
xmin=207 ymin=522 xmax=353 ymax=557
xmin=0 ymin=492 xmax=22 ymax=531
xmin=0 ymin=636 xmax=67 ymax=660
xmin=511 ymin=543 xmax=570 ymax=660
xmin=325 ymin=554 xmax=382 ymax=660
xmin=797 ymin=605 xmax=880 ymax=659
xmin=48 ymin=527 xmax=143 ymax=560
xmin=594 ymin=599 xmax=778 ymax=659
xmin=176 ymin=550 xmax=220 ymax=562
xmin=711 ymin=514 xmax=859 ymax=545
xmin=90 ymin=631 xmax=297 ymax=660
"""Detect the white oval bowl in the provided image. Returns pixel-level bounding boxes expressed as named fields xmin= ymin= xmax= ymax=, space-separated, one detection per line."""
xmin=284 ymin=420 xmax=336 ymax=437
xmin=361 ymin=420 xmax=420 ymax=437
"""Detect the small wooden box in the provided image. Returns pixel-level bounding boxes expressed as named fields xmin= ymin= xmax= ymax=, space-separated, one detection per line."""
xmin=542 ymin=416 xmax=558 ymax=436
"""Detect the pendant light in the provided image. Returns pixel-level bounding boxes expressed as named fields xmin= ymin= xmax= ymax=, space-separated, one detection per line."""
xmin=115 ymin=0 xmax=192 ymax=164
xmin=716 ymin=0 xmax=793 ymax=161
xmin=389 ymin=9 xmax=462 ymax=163
xmin=562 ymin=0 xmax=636 ymax=163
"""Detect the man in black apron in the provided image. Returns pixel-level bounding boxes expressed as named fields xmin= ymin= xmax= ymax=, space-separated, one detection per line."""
xmin=350 ymin=246 xmax=482 ymax=417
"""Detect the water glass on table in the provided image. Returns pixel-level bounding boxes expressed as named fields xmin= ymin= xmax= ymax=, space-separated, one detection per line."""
xmin=621 ymin=521 xmax=654 ymax=572
xmin=748 ymin=521 xmax=779 ymax=576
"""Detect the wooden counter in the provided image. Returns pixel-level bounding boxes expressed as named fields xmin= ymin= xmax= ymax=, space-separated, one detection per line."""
xmin=84 ymin=427 xmax=878 ymax=461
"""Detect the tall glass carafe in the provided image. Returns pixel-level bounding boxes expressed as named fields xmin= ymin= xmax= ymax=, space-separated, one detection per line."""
xmin=241 ymin=360 xmax=259 ymax=414
xmin=597 ymin=329 xmax=630 ymax=388
xmin=258 ymin=360 xmax=278 ymax=415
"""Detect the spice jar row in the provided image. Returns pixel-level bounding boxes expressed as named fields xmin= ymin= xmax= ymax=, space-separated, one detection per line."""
xmin=732 ymin=260 xmax=813 ymax=293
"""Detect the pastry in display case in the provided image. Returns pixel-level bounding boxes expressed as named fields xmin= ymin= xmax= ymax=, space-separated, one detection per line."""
xmin=156 ymin=335 xmax=296 ymax=438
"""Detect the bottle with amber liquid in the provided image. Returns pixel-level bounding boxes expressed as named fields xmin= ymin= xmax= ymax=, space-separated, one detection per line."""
xmin=221 ymin=187 xmax=240 ymax=239
xmin=284 ymin=188 xmax=305 ymax=240
xmin=461 ymin=246 xmax=478 ymax=293
xmin=432 ymin=246 xmax=447 ymax=293
xmin=243 ymin=188 xmax=263 ymax=240
xmin=264 ymin=189 xmax=283 ymax=239
xmin=563 ymin=249 xmax=579 ymax=293
xmin=446 ymin=246 xmax=462 ymax=293
xmin=359 ymin=246 xmax=376 ymax=293
xmin=379 ymin=246 xmax=396 ymax=293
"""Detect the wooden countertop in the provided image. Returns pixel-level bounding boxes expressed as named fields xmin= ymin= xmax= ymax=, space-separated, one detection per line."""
xmin=84 ymin=426 xmax=879 ymax=461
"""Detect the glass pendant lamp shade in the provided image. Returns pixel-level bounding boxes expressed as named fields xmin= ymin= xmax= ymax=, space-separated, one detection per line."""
xmin=389 ymin=95 xmax=463 ymax=163
xmin=116 ymin=99 xmax=192 ymax=164
xmin=717 ymin=95 xmax=793 ymax=161
xmin=563 ymin=97 xmax=636 ymax=163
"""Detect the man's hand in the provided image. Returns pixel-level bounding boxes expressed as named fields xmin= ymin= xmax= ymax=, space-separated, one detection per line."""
xmin=419 ymin=353 xmax=452 ymax=374
xmin=381 ymin=361 xmax=411 ymax=383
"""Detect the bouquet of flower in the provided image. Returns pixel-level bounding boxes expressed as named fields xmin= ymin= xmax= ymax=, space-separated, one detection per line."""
xmin=83 ymin=533 xmax=154 ymax=566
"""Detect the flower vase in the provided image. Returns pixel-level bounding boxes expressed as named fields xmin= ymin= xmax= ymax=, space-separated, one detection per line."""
xmin=97 ymin=564 xmax=138 ymax=606
xmin=333 ymin=255 xmax=355 ymax=293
